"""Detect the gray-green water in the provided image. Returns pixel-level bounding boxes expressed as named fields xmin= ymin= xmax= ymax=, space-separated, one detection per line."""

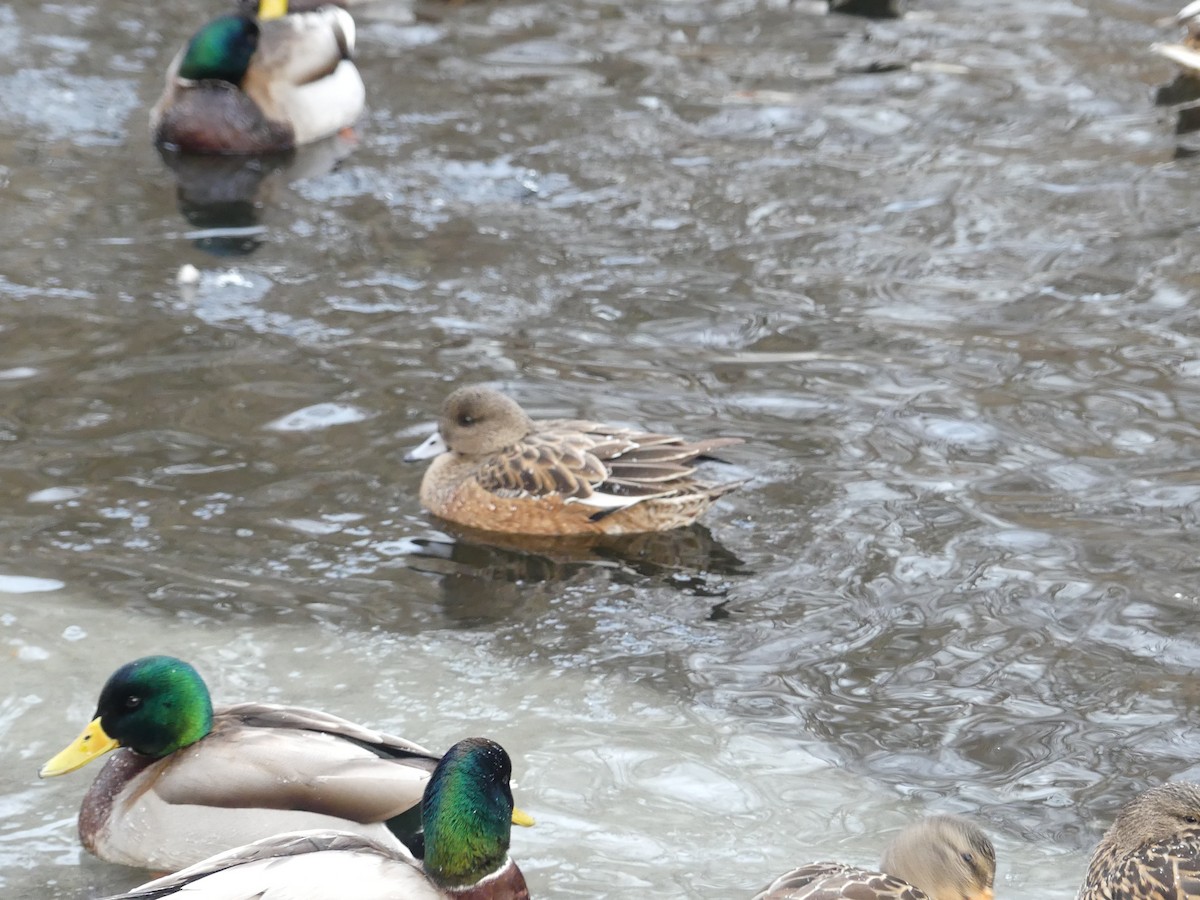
xmin=2 ymin=0 xmax=1198 ymax=897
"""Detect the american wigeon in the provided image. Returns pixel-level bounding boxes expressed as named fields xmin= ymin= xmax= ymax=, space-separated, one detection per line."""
xmin=754 ymin=816 xmax=996 ymax=900
xmin=151 ymin=1 xmax=365 ymax=154
xmin=405 ymin=385 xmax=746 ymax=536
xmin=1077 ymin=782 xmax=1200 ymax=900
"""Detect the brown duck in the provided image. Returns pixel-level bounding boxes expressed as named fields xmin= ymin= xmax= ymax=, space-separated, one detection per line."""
xmin=1077 ymin=782 xmax=1200 ymax=900
xmin=405 ymin=385 xmax=747 ymax=535
xmin=754 ymin=815 xmax=996 ymax=900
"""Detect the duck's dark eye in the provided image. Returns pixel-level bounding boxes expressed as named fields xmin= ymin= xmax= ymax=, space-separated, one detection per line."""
xmin=961 ymin=852 xmax=974 ymax=864
xmin=458 ymin=414 xmax=475 ymax=426
xmin=124 ymin=695 xmax=142 ymax=710
xmin=1183 ymin=815 xmax=1199 ymax=825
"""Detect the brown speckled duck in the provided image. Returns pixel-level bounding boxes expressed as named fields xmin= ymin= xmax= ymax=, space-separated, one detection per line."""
xmin=404 ymin=385 xmax=747 ymax=536
xmin=151 ymin=0 xmax=365 ymax=154
xmin=101 ymin=738 xmax=532 ymax=900
xmin=1077 ymin=782 xmax=1200 ymax=900
xmin=754 ymin=815 xmax=996 ymax=900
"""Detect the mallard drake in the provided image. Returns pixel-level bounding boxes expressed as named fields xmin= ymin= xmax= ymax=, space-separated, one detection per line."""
xmin=1077 ymin=782 xmax=1200 ymax=900
xmin=404 ymin=385 xmax=747 ymax=536
xmin=1153 ymin=2 xmax=1200 ymax=75
xmin=39 ymin=655 xmax=460 ymax=871
xmin=753 ymin=815 xmax=996 ymax=900
xmin=101 ymin=738 xmax=532 ymax=900
xmin=151 ymin=0 xmax=365 ymax=154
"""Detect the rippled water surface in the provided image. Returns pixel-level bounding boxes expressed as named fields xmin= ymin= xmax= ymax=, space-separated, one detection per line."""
xmin=2 ymin=0 xmax=1199 ymax=897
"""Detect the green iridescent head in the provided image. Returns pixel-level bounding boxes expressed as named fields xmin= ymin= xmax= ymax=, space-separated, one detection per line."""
xmin=94 ymin=655 xmax=214 ymax=758
xmin=178 ymin=15 xmax=260 ymax=85
xmin=422 ymin=738 xmax=519 ymax=888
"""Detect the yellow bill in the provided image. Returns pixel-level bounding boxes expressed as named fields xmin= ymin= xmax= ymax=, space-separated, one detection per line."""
xmin=511 ymin=807 xmax=535 ymax=827
xmin=257 ymin=0 xmax=289 ymax=20
xmin=39 ymin=716 xmax=119 ymax=777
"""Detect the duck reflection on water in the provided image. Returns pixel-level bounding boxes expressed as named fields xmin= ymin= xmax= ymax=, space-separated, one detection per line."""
xmin=157 ymin=132 xmax=356 ymax=256
xmin=406 ymin=522 xmax=748 ymax=625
